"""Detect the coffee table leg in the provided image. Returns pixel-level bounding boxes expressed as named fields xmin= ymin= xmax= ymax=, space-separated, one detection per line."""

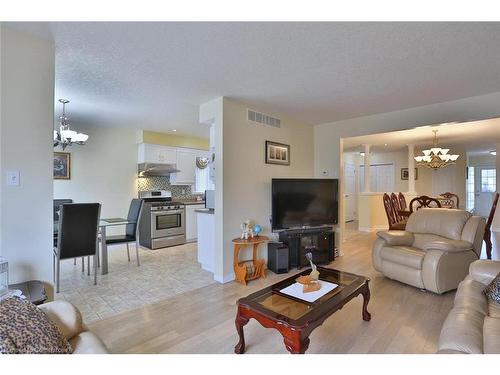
xmin=283 ymin=332 xmax=310 ymax=354
xmin=234 ymin=308 xmax=249 ymax=354
xmin=361 ymin=282 xmax=371 ymax=322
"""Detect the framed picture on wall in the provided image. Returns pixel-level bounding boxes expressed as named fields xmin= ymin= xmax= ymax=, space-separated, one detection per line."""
xmin=265 ymin=141 xmax=290 ymax=166
xmin=54 ymin=152 xmax=71 ymax=180
xmin=401 ymin=167 xmax=418 ymax=180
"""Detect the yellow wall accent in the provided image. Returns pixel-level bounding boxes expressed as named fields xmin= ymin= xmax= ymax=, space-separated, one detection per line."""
xmin=139 ymin=130 xmax=209 ymax=150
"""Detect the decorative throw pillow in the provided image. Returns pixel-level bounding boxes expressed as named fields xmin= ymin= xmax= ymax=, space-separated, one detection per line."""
xmin=484 ymin=272 xmax=500 ymax=305
xmin=0 ymin=297 xmax=72 ymax=354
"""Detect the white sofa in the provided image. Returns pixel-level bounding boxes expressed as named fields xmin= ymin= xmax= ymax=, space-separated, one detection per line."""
xmin=39 ymin=300 xmax=108 ymax=354
xmin=438 ymin=260 xmax=500 ymax=354
xmin=372 ymin=208 xmax=485 ymax=294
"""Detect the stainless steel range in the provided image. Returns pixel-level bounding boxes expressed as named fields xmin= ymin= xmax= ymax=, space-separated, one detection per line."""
xmin=138 ymin=190 xmax=186 ymax=249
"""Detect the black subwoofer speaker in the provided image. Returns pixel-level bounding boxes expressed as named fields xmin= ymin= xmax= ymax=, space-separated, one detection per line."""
xmin=267 ymin=242 xmax=289 ymax=274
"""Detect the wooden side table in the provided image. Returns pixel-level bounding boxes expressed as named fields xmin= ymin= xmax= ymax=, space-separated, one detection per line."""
xmin=232 ymin=236 xmax=269 ymax=285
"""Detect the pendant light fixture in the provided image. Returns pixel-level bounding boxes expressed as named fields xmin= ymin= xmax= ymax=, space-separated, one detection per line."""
xmin=53 ymin=99 xmax=89 ymax=150
xmin=414 ymin=130 xmax=459 ymax=170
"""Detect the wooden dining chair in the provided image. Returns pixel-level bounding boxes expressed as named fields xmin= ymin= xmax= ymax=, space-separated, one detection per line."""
xmin=409 ymin=195 xmax=442 ymax=213
xmin=398 ymin=192 xmax=407 ymax=211
xmin=438 ymin=192 xmax=459 ymax=209
xmin=383 ymin=193 xmax=406 ymax=230
xmin=484 ymin=192 xmax=499 ymax=260
xmin=390 ymin=193 xmax=404 ymax=222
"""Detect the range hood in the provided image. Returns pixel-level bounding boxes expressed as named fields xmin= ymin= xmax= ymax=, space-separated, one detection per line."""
xmin=138 ymin=162 xmax=180 ymax=177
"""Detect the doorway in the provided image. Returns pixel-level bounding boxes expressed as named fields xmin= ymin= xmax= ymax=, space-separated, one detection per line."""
xmin=475 ymin=166 xmax=496 ymax=217
xmin=344 ymin=162 xmax=357 ymax=222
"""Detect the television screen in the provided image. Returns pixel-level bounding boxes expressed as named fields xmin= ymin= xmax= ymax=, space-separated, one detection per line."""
xmin=271 ymin=178 xmax=338 ymax=231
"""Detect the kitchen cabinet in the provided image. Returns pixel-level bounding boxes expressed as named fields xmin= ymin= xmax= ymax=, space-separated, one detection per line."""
xmin=138 ymin=143 xmax=176 ymax=164
xmin=138 ymin=143 xmax=211 ymax=186
xmin=186 ymin=204 xmax=205 ymax=242
xmin=170 ymin=149 xmax=197 ymax=185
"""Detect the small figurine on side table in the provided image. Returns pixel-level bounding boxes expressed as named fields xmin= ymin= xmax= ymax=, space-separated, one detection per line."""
xmin=240 ymin=220 xmax=254 ymax=240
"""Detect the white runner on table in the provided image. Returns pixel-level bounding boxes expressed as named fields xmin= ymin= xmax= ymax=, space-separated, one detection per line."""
xmin=279 ymin=280 xmax=338 ymax=303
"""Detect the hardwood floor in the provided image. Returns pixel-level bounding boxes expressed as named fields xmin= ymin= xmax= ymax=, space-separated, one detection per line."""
xmin=88 ymin=229 xmax=470 ymax=354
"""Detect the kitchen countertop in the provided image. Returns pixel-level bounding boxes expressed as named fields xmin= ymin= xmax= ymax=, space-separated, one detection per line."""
xmin=176 ymin=199 xmax=205 ymax=206
xmin=195 ymin=208 xmax=214 ymax=214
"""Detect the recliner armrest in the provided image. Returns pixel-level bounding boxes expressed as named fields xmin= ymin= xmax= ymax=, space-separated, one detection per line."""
xmin=38 ymin=300 xmax=84 ymax=340
xmin=469 ymin=260 xmax=500 ymax=285
xmin=376 ymin=231 xmax=414 ymax=246
xmin=422 ymin=239 xmax=473 ymax=253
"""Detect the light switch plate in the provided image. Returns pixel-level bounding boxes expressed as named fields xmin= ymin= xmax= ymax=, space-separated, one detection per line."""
xmin=6 ymin=171 xmax=20 ymax=186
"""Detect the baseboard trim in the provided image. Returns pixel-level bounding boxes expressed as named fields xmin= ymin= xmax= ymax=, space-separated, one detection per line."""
xmin=214 ymin=272 xmax=235 ymax=284
xmin=200 ymin=264 xmax=214 ymax=273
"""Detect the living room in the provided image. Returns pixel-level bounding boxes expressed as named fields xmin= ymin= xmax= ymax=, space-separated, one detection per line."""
xmin=1 ymin=2 xmax=500 ymax=374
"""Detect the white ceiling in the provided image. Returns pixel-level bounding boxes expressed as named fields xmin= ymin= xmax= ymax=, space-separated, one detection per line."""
xmin=8 ymin=22 xmax=500 ymax=137
xmin=343 ymin=119 xmax=500 ymax=154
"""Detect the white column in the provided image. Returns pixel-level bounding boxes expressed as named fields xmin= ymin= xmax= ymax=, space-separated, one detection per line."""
xmin=363 ymin=144 xmax=371 ymax=193
xmin=408 ymin=144 xmax=416 ymax=194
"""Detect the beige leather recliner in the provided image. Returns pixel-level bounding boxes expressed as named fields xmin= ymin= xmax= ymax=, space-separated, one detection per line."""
xmin=39 ymin=300 xmax=108 ymax=354
xmin=438 ymin=260 xmax=500 ymax=354
xmin=372 ymin=208 xmax=485 ymax=294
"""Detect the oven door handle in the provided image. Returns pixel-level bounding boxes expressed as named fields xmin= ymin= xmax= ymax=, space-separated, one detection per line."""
xmin=151 ymin=210 xmax=184 ymax=215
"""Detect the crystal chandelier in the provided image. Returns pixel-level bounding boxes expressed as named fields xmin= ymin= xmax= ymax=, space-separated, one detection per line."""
xmin=414 ymin=130 xmax=459 ymax=170
xmin=53 ymin=99 xmax=89 ymax=150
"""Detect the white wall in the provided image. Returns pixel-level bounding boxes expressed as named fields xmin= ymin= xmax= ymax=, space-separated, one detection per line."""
xmin=54 ymin=124 xmax=138 ymax=235
xmin=315 ymin=91 xmax=500 ymax=179
xmin=216 ymin=98 xmax=314 ymax=282
xmin=0 ymin=26 xmax=55 ymax=285
xmin=199 ymin=97 xmax=224 ymax=282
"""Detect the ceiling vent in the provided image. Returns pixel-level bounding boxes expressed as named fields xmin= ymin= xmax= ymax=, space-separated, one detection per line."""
xmin=247 ymin=109 xmax=281 ymax=128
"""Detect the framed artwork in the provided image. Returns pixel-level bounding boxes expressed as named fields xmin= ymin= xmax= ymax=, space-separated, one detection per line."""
xmin=265 ymin=141 xmax=290 ymax=166
xmin=54 ymin=152 xmax=71 ymax=180
xmin=401 ymin=167 xmax=418 ymax=180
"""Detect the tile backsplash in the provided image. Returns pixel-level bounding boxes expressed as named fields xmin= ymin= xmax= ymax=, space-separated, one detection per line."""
xmin=138 ymin=176 xmax=202 ymax=199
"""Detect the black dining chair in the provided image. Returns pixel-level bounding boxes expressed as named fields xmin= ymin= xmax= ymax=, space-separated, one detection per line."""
xmin=54 ymin=199 xmax=85 ymax=269
xmin=103 ymin=199 xmax=143 ymax=266
xmin=53 ymin=203 xmax=101 ymax=293
xmin=53 ymin=199 xmax=73 ymax=222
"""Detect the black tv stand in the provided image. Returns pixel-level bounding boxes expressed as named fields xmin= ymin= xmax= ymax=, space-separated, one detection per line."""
xmin=278 ymin=226 xmax=335 ymax=269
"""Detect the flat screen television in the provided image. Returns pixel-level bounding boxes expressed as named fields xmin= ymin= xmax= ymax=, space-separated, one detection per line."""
xmin=271 ymin=178 xmax=338 ymax=231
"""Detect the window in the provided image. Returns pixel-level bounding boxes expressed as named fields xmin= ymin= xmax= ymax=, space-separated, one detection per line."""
xmin=466 ymin=167 xmax=475 ymax=211
xmin=481 ymin=168 xmax=496 ymax=193
xmin=194 ymin=166 xmax=214 ymax=193
xmin=359 ymin=164 xmax=395 ymax=192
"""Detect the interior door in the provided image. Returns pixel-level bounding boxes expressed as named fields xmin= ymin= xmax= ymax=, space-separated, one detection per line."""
xmin=475 ymin=166 xmax=496 ymax=217
xmin=344 ymin=162 xmax=357 ymax=222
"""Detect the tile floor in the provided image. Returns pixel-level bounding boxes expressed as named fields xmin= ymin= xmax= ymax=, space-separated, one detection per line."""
xmin=55 ymin=242 xmax=215 ymax=324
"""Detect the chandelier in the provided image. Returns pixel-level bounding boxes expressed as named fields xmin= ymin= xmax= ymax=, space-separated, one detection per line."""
xmin=414 ymin=130 xmax=459 ymax=170
xmin=53 ymin=99 xmax=89 ymax=150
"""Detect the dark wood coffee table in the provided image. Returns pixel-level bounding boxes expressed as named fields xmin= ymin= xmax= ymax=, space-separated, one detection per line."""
xmin=234 ymin=266 xmax=371 ymax=354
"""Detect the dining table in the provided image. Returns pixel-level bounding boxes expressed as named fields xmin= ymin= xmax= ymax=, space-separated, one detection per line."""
xmin=53 ymin=217 xmax=135 ymax=275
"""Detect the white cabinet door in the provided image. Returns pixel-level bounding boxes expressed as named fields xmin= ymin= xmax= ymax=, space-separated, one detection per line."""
xmin=170 ymin=149 xmax=196 ymax=185
xmin=158 ymin=148 xmax=176 ymax=164
xmin=186 ymin=204 xmax=205 ymax=241
xmin=138 ymin=143 xmax=177 ymax=164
